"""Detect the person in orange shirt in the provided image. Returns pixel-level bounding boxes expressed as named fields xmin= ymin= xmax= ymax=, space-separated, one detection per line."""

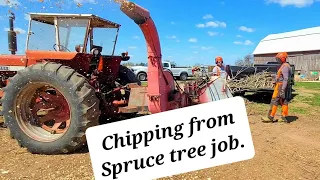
xmin=263 ymin=52 xmax=292 ymax=123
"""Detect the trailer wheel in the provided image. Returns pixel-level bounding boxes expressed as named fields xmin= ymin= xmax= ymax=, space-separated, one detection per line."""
xmin=1 ymin=62 xmax=101 ymax=155
xmin=118 ymin=65 xmax=141 ymax=86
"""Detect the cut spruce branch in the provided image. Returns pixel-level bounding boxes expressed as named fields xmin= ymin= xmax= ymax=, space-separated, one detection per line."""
xmin=227 ymin=69 xmax=274 ymax=93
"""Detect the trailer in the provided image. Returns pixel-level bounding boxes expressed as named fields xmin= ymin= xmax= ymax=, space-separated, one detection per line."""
xmin=225 ymin=62 xmax=295 ymax=99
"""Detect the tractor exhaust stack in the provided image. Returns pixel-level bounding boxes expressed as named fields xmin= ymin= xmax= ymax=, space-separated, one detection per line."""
xmin=8 ymin=11 xmax=17 ymax=55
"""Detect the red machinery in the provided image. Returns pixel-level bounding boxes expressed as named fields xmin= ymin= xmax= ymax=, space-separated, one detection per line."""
xmin=119 ymin=2 xmax=232 ymax=112
xmin=0 ymin=1 xmax=232 ymax=155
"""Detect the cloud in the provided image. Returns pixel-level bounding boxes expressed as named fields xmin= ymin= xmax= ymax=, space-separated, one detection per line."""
xmin=4 ymin=27 xmax=26 ymax=34
xmin=236 ymin=35 xmax=242 ymax=38
xmin=193 ymin=51 xmax=198 ymax=54
xmin=128 ymin=46 xmax=137 ymax=49
xmin=188 ymin=38 xmax=197 ymax=43
xmin=203 ymin=14 xmax=213 ymax=19
xmin=201 ymin=46 xmax=214 ymax=50
xmin=74 ymin=0 xmax=95 ymax=3
xmin=239 ymin=26 xmax=254 ymax=32
xmin=265 ymin=0 xmax=319 ymax=8
xmin=234 ymin=40 xmax=254 ymax=45
xmin=170 ymin=22 xmax=175 ymax=25
xmin=176 ymin=40 xmax=180 ymax=42
xmin=196 ymin=24 xmax=206 ymax=28
xmin=0 ymin=0 xmax=20 ymax=6
xmin=190 ymin=46 xmax=199 ymax=48
xmin=24 ymin=14 xmax=30 ymax=21
xmin=166 ymin=35 xmax=177 ymax=39
xmin=208 ymin=31 xmax=219 ymax=36
xmin=132 ymin=36 xmax=139 ymax=39
xmin=196 ymin=21 xmax=227 ymax=28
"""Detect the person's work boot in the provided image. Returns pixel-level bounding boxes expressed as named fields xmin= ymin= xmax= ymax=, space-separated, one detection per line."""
xmin=261 ymin=115 xmax=278 ymax=123
xmin=279 ymin=116 xmax=289 ymax=123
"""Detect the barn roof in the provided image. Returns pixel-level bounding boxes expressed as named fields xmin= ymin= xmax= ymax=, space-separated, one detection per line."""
xmin=253 ymin=26 xmax=320 ymax=55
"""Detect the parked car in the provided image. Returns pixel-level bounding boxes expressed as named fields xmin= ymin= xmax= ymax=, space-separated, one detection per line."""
xmin=130 ymin=61 xmax=193 ymax=81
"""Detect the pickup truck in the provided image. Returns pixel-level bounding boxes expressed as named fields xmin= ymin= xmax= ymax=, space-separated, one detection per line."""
xmin=130 ymin=61 xmax=193 ymax=81
xmin=225 ymin=61 xmax=295 ymax=99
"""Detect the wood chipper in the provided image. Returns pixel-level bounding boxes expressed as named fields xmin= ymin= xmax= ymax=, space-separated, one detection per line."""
xmin=0 ymin=1 xmax=233 ymax=155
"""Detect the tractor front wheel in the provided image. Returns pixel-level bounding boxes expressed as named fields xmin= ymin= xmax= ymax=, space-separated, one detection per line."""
xmin=1 ymin=62 xmax=101 ymax=154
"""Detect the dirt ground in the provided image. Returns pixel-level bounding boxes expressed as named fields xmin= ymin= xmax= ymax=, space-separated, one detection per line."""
xmin=1 ymin=86 xmax=320 ymax=180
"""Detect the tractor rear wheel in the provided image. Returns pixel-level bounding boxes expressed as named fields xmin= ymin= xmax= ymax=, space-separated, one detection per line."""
xmin=1 ymin=62 xmax=101 ymax=154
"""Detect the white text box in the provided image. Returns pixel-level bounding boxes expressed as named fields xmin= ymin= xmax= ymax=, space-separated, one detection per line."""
xmin=86 ymin=96 xmax=255 ymax=180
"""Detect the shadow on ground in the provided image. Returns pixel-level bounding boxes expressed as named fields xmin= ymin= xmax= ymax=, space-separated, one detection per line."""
xmin=72 ymin=113 xmax=149 ymax=154
xmin=242 ymin=92 xmax=298 ymax=104
xmin=286 ymin=116 xmax=299 ymax=123
xmin=261 ymin=115 xmax=299 ymax=124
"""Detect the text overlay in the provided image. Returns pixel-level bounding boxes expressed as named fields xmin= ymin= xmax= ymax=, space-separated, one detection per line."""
xmin=86 ymin=96 xmax=255 ymax=180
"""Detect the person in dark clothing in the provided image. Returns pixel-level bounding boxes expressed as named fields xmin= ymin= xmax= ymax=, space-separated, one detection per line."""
xmin=262 ymin=52 xmax=292 ymax=123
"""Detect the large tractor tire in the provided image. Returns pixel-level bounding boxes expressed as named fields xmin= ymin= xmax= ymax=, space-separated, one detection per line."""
xmin=117 ymin=65 xmax=141 ymax=86
xmin=1 ymin=62 xmax=101 ymax=154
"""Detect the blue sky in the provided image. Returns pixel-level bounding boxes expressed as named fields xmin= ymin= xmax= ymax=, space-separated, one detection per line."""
xmin=0 ymin=0 xmax=320 ymax=66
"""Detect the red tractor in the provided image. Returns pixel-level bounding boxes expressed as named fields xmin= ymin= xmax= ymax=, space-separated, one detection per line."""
xmin=0 ymin=1 xmax=233 ymax=155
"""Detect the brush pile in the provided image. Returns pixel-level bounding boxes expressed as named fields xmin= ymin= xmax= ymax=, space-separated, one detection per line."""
xmin=227 ymin=71 xmax=274 ymax=93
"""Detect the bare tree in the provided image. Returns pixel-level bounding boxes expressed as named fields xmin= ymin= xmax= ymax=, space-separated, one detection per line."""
xmin=235 ymin=54 xmax=254 ymax=67
xmin=166 ymin=60 xmax=177 ymax=67
xmin=121 ymin=62 xmax=135 ymax=67
xmin=136 ymin=62 xmax=147 ymax=66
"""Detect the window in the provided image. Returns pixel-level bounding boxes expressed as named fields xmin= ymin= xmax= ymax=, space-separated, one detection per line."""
xmin=163 ymin=63 xmax=170 ymax=68
xmin=28 ymin=20 xmax=56 ymax=51
xmin=27 ymin=18 xmax=89 ymax=52
xmin=58 ymin=18 xmax=89 ymax=52
xmin=92 ymin=27 xmax=118 ymax=55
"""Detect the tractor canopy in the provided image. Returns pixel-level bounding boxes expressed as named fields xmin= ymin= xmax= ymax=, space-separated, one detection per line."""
xmin=26 ymin=13 xmax=121 ymax=55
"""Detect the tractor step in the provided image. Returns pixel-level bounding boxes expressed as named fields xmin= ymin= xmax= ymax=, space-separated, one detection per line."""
xmin=118 ymin=106 xmax=149 ymax=114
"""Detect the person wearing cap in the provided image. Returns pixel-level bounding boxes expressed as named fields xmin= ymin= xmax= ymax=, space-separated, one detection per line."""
xmin=262 ymin=52 xmax=292 ymax=123
xmin=210 ymin=56 xmax=230 ymax=92
xmin=212 ymin=56 xmax=225 ymax=76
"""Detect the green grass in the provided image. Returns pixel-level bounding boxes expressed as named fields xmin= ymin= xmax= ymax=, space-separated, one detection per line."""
xmin=294 ymin=82 xmax=320 ymax=90
xmin=299 ymin=95 xmax=320 ymax=106
xmin=290 ymin=106 xmax=308 ymax=114
xmin=292 ymin=83 xmax=320 ymax=107
xmin=141 ymin=81 xmax=148 ymax=87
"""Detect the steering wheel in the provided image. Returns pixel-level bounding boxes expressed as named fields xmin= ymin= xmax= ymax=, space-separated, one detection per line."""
xmin=53 ymin=44 xmax=71 ymax=52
